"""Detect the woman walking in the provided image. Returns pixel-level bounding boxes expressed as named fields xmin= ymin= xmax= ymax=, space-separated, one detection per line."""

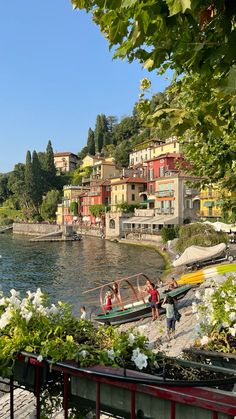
xmin=162 ymin=296 xmax=176 ymax=339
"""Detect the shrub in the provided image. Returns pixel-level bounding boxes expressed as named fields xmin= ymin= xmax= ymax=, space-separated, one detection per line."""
xmin=161 ymin=227 xmax=177 ymax=243
xmin=175 ymin=223 xmax=228 ymax=253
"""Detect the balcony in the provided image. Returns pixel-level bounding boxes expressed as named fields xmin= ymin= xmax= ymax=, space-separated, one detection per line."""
xmin=185 ymin=188 xmax=199 ymax=196
xmin=82 ymin=177 xmax=91 ymax=184
xmin=155 ymin=208 xmax=175 ymax=215
xmin=156 ymin=190 xmax=174 ymax=198
xmin=88 ymin=191 xmax=100 ymax=196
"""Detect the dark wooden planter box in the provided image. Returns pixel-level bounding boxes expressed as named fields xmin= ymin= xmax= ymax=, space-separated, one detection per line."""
xmin=13 ymin=358 xmax=48 ymax=390
xmin=183 ymin=348 xmax=236 ymax=370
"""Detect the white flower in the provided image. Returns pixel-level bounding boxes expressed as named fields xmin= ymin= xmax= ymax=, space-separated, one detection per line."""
xmin=0 ymin=298 xmax=6 ymax=306
xmin=107 ymin=349 xmax=115 ymax=361
xmin=32 ymin=288 xmax=43 ymax=307
xmin=80 ymin=350 xmax=88 ymax=359
xmin=220 ymin=291 xmax=226 ymax=298
xmin=0 ymin=306 xmax=13 ymax=329
xmin=26 ymin=291 xmax=34 ymax=300
xmin=229 ymin=327 xmax=236 ymax=337
xmin=200 ymin=336 xmax=209 ymax=346
xmin=21 ymin=309 xmax=32 ymax=323
xmin=131 ymin=348 xmax=148 ymax=370
xmin=195 ymin=291 xmax=201 ymax=300
xmin=229 ymin=312 xmax=236 ymax=322
xmin=225 ymin=303 xmax=231 ymax=312
xmin=128 ymin=333 xmax=135 ymax=346
xmin=49 ymin=304 xmax=58 ymax=316
xmin=37 ymin=355 xmax=43 ymax=362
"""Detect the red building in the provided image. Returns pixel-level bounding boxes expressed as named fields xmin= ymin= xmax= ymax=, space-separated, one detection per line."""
xmin=147 ymin=153 xmax=184 ymax=195
xmin=81 ymin=180 xmax=111 ymax=224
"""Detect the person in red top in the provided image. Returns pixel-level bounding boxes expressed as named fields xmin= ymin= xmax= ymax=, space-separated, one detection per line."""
xmin=105 ymin=291 xmax=112 ymax=311
xmin=147 ymin=283 xmax=160 ymax=321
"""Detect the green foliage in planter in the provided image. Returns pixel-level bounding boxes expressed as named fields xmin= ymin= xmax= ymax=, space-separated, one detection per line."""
xmin=116 ymin=203 xmax=140 ymax=213
xmin=70 ymin=201 xmax=78 ymax=215
xmin=89 ymin=204 xmax=109 ymax=217
xmin=175 ymin=223 xmax=228 ymax=253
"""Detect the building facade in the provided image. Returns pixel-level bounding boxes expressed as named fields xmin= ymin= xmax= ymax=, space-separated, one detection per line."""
xmin=54 ymin=152 xmax=79 ymax=172
xmin=110 ymin=177 xmax=147 ymax=210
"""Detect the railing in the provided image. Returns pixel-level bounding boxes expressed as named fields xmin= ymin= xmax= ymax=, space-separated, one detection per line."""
xmin=4 ymin=352 xmax=236 ymax=419
xmin=155 ymin=208 xmax=175 ymax=215
xmin=156 ymin=190 xmax=174 ymax=197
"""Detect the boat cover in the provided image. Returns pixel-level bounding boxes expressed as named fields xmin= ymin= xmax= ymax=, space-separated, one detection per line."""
xmin=173 ymin=243 xmax=227 ymax=267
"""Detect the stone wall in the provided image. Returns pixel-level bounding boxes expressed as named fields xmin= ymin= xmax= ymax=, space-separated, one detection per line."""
xmin=13 ymin=223 xmax=61 ymax=236
xmin=124 ymin=232 xmax=162 ymax=245
xmin=105 ymin=212 xmax=133 ymax=239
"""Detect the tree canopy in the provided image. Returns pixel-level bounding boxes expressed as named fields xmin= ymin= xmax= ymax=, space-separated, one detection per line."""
xmin=72 ymin=0 xmax=236 ymax=199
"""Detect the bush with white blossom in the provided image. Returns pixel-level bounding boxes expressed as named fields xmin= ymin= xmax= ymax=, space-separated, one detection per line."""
xmin=0 ymin=288 xmax=154 ymax=377
xmin=193 ymin=276 xmax=236 ymax=353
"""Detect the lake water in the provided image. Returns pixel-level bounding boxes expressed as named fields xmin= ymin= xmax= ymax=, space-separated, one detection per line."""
xmin=0 ymin=233 xmax=164 ymax=314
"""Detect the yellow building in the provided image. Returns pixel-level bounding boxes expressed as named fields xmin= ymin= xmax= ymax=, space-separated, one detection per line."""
xmin=110 ymin=177 xmax=147 ymax=210
xmin=81 ymin=155 xmax=102 ymax=169
xmin=56 ymin=185 xmax=84 ymax=225
xmin=151 ymin=137 xmax=182 ymax=159
xmin=92 ymin=158 xmax=120 ymax=181
xmin=199 ymin=186 xmax=226 ymax=219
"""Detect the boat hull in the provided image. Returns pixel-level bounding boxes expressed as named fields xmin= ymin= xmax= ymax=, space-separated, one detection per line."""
xmin=95 ymin=284 xmax=192 ymax=325
xmin=178 ymin=263 xmax=236 ymax=285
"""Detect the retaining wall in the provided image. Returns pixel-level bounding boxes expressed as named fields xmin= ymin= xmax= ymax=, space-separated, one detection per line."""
xmin=13 ymin=223 xmax=61 ymax=236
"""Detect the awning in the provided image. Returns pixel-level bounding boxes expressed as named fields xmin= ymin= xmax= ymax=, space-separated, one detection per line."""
xmin=203 ymin=201 xmax=214 ymax=207
xmin=123 ymin=215 xmax=179 ymax=226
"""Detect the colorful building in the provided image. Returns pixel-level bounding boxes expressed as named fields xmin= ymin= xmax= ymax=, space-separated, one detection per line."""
xmin=199 ymin=186 xmax=226 ymax=219
xmin=60 ymin=185 xmax=84 ymax=224
xmin=151 ymin=137 xmax=181 ymax=159
xmin=129 ymin=139 xmax=163 ymax=167
xmin=80 ymin=155 xmax=102 ymax=169
xmin=54 ymin=152 xmax=78 ymax=172
xmin=146 ymin=153 xmax=183 ymax=196
xmin=110 ymin=177 xmax=147 ymax=210
xmin=80 ymin=180 xmax=111 ymax=224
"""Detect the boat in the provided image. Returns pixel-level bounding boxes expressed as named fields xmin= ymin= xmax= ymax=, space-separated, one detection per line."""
xmin=177 ymin=262 xmax=236 ymax=285
xmin=173 ymin=243 xmax=234 ymax=269
xmin=83 ymin=273 xmax=193 ymax=325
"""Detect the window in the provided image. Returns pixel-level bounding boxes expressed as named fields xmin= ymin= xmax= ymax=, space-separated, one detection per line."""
xmin=148 ymin=169 xmax=154 ymax=181
xmin=131 ymin=158 xmax=134 ymax=165
xmin=115 ymin=195 xmax=117 ymax=204
xmin=122 ymin=194 xmax=124 ymax=203
xmin=131 ymin=194 xmax=135 ymax=201
xmin=159 ymin=167 xmax=164 ymax=177
xmin=109 ymin=219 xmax=115 ymax=229
xmin=149 ymin=184 xmax=153 ymax=193
xmin=122 ymin=185 xmax=124 ymax=190
xmin=115 ymin=186 xmax=117 ymax=191
xmin=131 ymin=184 xmax=135 ymax=190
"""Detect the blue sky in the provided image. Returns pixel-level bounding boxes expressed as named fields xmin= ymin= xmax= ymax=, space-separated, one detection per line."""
xmin=0 ymin=0 xmax=170 ymax=173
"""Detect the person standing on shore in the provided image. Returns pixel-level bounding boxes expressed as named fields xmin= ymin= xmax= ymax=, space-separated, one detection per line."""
xmin=162 ymin=296 xmax=176 ymax=339
xmin=80 ymin=306 xmax=87 ymax=320
xmin=146 ymin=282 xmax=160 ymax=321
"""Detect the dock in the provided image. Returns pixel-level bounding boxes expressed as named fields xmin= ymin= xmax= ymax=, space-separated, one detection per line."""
xmin=0 ymin=225 xmax=13 ymax=234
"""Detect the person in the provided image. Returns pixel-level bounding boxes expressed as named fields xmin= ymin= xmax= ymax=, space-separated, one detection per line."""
xmin=167 ymin=277 xmax=178 ymax=290
xmin=112 ymin=281 xmax=119 ymax=295
xmin=145 ymin=279 xmax=155 ymax=291
xmin=147 ymin=283 xmax=160 ymax=321
xmin=105 ymin=291 xmax=112 ymax=311
xmin=162 ymin=296 xmax=176 ymax=340
xmin=156 ymin=278 xmax=163 ymax=288
xmin=80 ymin=306 xmax=87 ymax=320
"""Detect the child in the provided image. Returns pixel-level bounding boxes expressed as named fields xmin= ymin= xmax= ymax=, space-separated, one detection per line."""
xmin=105 ymin=291 xmax=112 ymax=311
xmin=162 ymin=296 xmax=175 ymax=339
xmin=80 ymin=306 xmax=87 ymax=320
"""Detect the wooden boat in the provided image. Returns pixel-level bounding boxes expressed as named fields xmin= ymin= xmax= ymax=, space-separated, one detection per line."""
xmin=177 ymin=262 xmax=236 ymax=285
xmin=83 ymin=273 xmax=193 ymax=325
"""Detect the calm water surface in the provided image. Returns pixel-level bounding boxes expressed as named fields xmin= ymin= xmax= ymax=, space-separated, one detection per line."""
xmin=0 ymin=234 xmax=164 ymax=314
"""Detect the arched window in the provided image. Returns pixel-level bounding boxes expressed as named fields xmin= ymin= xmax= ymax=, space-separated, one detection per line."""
xmin=109 ymin=219 xmax=115 ymax=229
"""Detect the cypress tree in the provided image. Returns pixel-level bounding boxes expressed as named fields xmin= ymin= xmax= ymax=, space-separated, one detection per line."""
xmin=24 ymin=150 xmax=34 ymax=208
xmin=87 ymin=128 xmax=95 ymax=155
xmin=32 ymin=150 xmax=43 ymax=210
xmin=45 ymin=140 xmax=57 ymax=189
xmin=94 ymin=115 xmax=103 ymax=153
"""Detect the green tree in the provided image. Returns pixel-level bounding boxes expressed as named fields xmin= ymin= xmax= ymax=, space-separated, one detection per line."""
xmin=72 ymin=0 xmax=236 ymax=197
xmin=40 ymin=190 xmax=60 ymax=221
xmin=175 ymin=223 xmax=228 ymax=253
xmin=31 ymin=150 xmax=43 ymax=211
xmin=45 ymin=140 xmax=57 ymax=190
xmin=87 ymin=128 xmax=95 ymax=155
xmin=94 ymin=114 xmax=109 ymax=152
xmin=113 ymin=140 xmax=133 ymax=168
xmin=8 ymin=164 xmax=26 ymax=209
xmin=24 ymin=151 xmax=34 ymax=209
xmin=0 ymin=174 xmax=10 ymax=204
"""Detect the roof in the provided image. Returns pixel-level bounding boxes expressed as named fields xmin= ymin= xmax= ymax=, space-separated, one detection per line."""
xmin=123 ymin=215 xmax=179 ymax=225
xmin=54 ymin=152 xmax=78 ymax=158
xmin=147 ymin=153 xmax=182 ymax=162
xmin=111 ymin=177 xmax=147 ymax=186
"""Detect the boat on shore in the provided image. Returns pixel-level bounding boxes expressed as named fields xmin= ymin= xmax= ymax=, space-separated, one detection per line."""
xmin=178 ymin=262 xmax=236 ymax=285
xmin=83 ymin=273 xmax=193 ymax=325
